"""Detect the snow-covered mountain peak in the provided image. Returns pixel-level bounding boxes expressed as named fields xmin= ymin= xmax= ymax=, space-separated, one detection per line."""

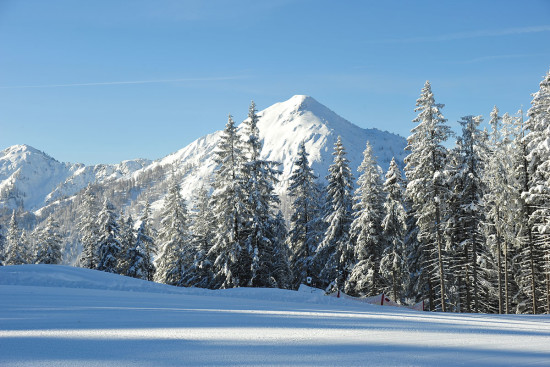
xmin=0 ymin=95 xmax=406 ymax=214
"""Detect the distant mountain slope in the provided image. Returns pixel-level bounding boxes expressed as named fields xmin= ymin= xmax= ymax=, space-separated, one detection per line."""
xmin=0 ymin=145 xmax=151 ymax=211
xmin=0 ymin=95 xmax=406 ymax=213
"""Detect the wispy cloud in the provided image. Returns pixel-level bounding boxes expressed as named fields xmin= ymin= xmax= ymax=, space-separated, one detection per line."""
xmin=369 ymin=25 xmax=550 ymax=44
xmin=0 ymin=75 xmax=246 ymax=89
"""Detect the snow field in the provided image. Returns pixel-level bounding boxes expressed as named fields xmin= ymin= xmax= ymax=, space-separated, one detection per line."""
xmin=1 ymin=265 xmax=550 ymax=366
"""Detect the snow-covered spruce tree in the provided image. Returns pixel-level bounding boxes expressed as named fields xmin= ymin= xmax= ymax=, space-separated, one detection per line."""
xmin=315 ymin=136 xmax=354 ymax=293
xmin=77 ymin=184 xmax=101 ymax=269
xmin=183 ymin=186 xmax=215 ymax=288
xmin=287 ymin=141 xmax=323 ymax=289
xmin=117 ymin=215 xmax=135 ymax=275
xmin=404 ymin=81 xmax=452 ymax=311
xmin=34 ymin=215 xmax=63 ymax=265
xmin=483 ymin=107 xmax=518 ymax=314
xmin=155 ymin=177 xmax=192 ymax=286
xmin=127 ymin=202 xmax=156 ymax=281
xmin=240 ymin=101 xmax=286 ymax=288
xmin=5 ymin=212 xmax=26 ymax=265
xmin=452 ymin=115 xmax=494 ymax=313
xmin=96 ymin=199 xmax=122 ymax=274
xmin=208 ymin=115 xmax=247 ymax=289
xmin=513 ymin=109 xmax=542 ymax=314
xmin=379 ymin=158 xmax=408 ymax=303
xmin=499 ymin=112 xmax=523 ymax=314
xmin=523 ymin=69 xmax=550 ymax=314
xmin=404 ymin=197 xmax=429 ymax=306
xmin=346 ymin=141 xmax=384 ymax=297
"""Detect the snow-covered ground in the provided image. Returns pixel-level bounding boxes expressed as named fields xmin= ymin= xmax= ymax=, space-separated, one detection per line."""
xmin=1 ymin=265 xmax=550 ymax=366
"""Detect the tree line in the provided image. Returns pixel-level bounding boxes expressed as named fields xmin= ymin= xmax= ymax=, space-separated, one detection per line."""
xmin=1 ymin=69 xmax=549 ymax=314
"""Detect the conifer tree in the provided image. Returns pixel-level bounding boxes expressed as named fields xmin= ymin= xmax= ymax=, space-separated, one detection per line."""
xmin=523 ymin=69 xmax=550 ymax=313
xmin=208 ymin=115 xmax=247 ymax=288
xmin=316 ymin=136 xmax=354 ymax=292
xmin=184 ymin=186 xmax=215 ymax=288
xmin=241 ymin=101 xmax=285 ymax=288
xmin=77 ymin=185 xmax=101 ymax=269
xmin=96 ymin=199 xmax=122 ymax=273
xmin=5 ymin=212 xmax=26 ymax=265
xmin=155 ymin=177 xmax=191 ymax=286
xmin=127 ymin=202 xmax=156 ymax=281
xmin=453 ymin=115 xmax=491 ymax=313
xmin=514 ymin=109 xmax=541 ymax=314
xmin=346 ymin=141 xmax=384 ymax=297
xmin=379 ymin=158 xmax=408 ymax=303
xmin=287 ymin=141 xmax=323 ymax=289
xmin=404 ymin=81 xmax=452 ymax=311
xmin=35 ymin=215 xmax=63 ymax=265
xmin=117 ymin=215 xmax=135 ymax=275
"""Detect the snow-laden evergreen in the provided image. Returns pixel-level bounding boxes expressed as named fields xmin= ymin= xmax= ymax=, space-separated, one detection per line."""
xmin=155 ymin=178 xmax=191 ymax=286
xmin=208 ymin=115 xmax=247 ymax=288
xmin=184 ymin=186 xmax=214 ymax=288
xmin=126 ymin=201 xmax=156 ymax=281
xmin=34 ymin=215 xmax=63 ymax=265
xmin=316 ymin=136 xmax=354 ymax=292
xmin=5 ymin=212 xmax=26 ymax=265
xmin=287 ymin=141 xmax=323 ymax=289
xmin=405 ymin=81 xmax=452 ymax=311
xmin=452 ymin=115 xmax=492 ymax=313
xmin=240 ymin=101 xmax=287 ymax=288
xmin=77 ymin=185 xmax=101 ymax=269
xmin=346 ymin=141 xmax=384 ymax=297
xmin=379 ymin=158 xmax=408 ymax=303
xmin=524 ymin=69 xmax=550 ymax=314
xmin=96 ymin=199 xmax=122 ymax=274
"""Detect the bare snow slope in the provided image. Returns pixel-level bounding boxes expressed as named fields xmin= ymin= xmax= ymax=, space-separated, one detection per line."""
xmin=1 ymin=265 xmax=550 ymax=367
xmin=0 ymin=95 xmax=406 ymax=213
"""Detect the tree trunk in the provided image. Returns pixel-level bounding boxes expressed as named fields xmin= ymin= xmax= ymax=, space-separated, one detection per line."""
xmin=464 ymin=245 xmax=471 ymax=313
xmin=504 ymin=240 xmax=509 ymax=314
xmin=496 ymin=209 xmax=503 ymax=314
xmin=435 ymin=203 xmax=446 ymax=312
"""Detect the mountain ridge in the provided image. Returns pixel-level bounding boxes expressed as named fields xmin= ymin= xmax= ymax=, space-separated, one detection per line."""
xmin=0 ymin=95 xmax=407 ymax=213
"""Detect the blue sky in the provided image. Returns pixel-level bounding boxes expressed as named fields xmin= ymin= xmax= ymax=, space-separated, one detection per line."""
xmin=1 ymin=0 xmax=549 ymax=165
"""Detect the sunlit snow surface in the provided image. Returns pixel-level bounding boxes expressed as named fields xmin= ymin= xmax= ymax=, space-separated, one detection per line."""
xmin=1 ymin=265 xmax=550 ymax=366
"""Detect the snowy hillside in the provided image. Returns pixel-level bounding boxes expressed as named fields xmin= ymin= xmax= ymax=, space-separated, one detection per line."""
xmin=1 ymin=265 xmax=550 ymax=366
xmin=0 ymin=95 xmax=406 ymax=213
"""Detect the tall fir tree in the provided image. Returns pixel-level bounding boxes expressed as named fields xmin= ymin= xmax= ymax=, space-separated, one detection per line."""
xmin=118 ymin=215 xmax=135 ymax=275
xmin=452 ymin=115 xmax=492 ymax=313
xmin=287 ymin=141 xmax=323 ymax=289
xmin=77 ymin=185 xmax=101 ymax=269
xmin=127 ymin=201 xmax=156 ymax=281
xmin=346 ymin=141 xmax=384 ymax=297
xmin=404 ymin=81 xmax=452 ymax=311
xmin=208 ymin=115 xmax=247 ymax=288
xmin=240 ymin=101 xmax=285 ymax=288
xmin=35 ymin=215 xmax=63 ymax=265
xmin=316 ymin=136 xmax=354 ymax=292
xmin=155 ymin=177 xmax=191 ymax=286
xmin=184 ymin=186 xmax=215 ymax=288
xmin=379 ymin=158 xmax=408 ymax=303
xmin=523 ymin=69 xmax=550 ymax=313
xmin=5 ymin=212 xmax=26 ymax=265
xmin=96 ymin=199 xmax=122 ymax=273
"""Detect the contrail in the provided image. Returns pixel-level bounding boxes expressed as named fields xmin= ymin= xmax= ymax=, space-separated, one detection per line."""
xmin=0 ymin=76 xmax=246 ymax=89
xmin=368 ymin=25 xmax=550 ymax=44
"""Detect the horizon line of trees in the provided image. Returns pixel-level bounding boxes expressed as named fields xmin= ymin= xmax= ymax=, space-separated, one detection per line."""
xmin=1 ymin=68 xmax=549 ymax=315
